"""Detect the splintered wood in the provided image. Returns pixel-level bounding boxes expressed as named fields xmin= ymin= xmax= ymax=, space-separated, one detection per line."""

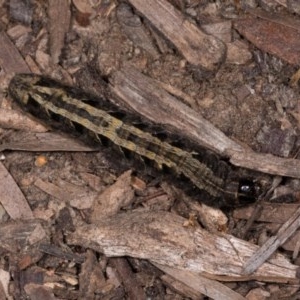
xmin=67 ymin=211 xmax=299 ymax=283
xmin=242 ymin=206 xmax=300 ymax=274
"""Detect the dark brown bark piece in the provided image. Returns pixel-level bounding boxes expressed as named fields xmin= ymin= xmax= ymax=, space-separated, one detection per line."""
xmin=110 ymin=257 xmax=145 ymax=300
xmin=78 ymin=250 xmax=107 ymax=300
xmin=111 ymin=65 xmax=243 ymax=155
xmin=38 ymin=244 xmax=84 ymax=264
xmin=0 ymin=220 xmax=48 ymax=253
xmin=234 ymin=17 xmax=300 ymax=65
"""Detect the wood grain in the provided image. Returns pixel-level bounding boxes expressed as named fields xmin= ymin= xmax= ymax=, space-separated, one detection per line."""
xmin=67 ymin=210 xmax=299 ymax=283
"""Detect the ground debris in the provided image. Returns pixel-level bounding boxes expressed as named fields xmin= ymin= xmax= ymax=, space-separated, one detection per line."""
xmin=1 ymin=0 xmax=300 ymax=299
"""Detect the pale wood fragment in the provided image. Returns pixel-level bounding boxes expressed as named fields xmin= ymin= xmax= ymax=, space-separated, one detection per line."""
xmin=0 ymin=162 xmax=33 ymax=219
xmin=6 ymin=25 xmax=32 ymax=41
xmin=24 ymin=55 xmax=42 ymax=74
xmin=230 ymin=151 xmax=300 ymax=179
xmin=72 ymin=0 xmax=93 ymax=14
xmin=67 ymin=211 xmax=298 ymax=283
xmin=160 ymin=274 xmax=204 ymax=300
xmin=0 ymin=32 xmax=30 ymax=74
xmin=0 ymin=269 xmax=10 ymax=300
xmin=188 ymin=201 xmax=228 ymax=232
xmin=201 ymin=21 xmax=232 ymax=43
xmin=226 ymin=40 xmax=252 ymax=65
xmin=245 ymin=288 xmax=270 ymax=299
xmin=127 ymin=0 xmax=226 ymax=72
xmin=0 ymin=132 xmax=97 ymax=152
xmin=34 ymin=178 xmax=97 ymax=210
xmin=0 ymin=109 xmax=47 ymax=132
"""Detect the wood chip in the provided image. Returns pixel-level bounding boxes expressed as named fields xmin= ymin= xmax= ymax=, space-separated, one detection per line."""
xmin=72 ymin=0 xmax=93 ymax=14
xmin=127 ymin=0 xmax=226 ymax=71
xmin=0 ymin=32 xmax=30 ymax=75
xmin=0 ymin=132 xmax=98 ymax=152
xmin=0 ymin=108 xmax=47 ymax=132
xmin=234 ymin=203 xmax=299 ymax=223
xmin=201 ymin=21 xmax=232 ymax=43
xmin=48 ymin=0 xmax=71 ymax=64
xmin=234 ymin=17 xmax=300 ymax=65
xmin=0 ymin=162 xmax=33 ymax=219
xmin=34 ymin=178 xmax=97 ymax=210
xmin=23 ymin=284 xmax=56 ymax=300
xmin=160 ymin=274 xmax=203 ymax=300
xmin=158 ymin=265 xmax=245 ymax=300
xmin=226 ymin=40 xmax=252 ymax=65
xmin=6 ymin=24 xmax=32 ymax=40
xmin=78 ymin=250 xmax=106 ymax=298
xmin=0 ymin=269 xmax=10 ymax=300
xmin=91 ymin=170 xmax=135 ymax=221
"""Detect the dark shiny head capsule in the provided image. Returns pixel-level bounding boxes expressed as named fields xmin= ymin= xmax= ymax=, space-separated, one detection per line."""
xmin=224 ymin=179 xmax=260 ymax=207
xmin=237 ymin=179 xmax=260 ymax=206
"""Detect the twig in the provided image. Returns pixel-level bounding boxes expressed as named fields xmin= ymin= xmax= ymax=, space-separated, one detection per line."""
xmin=242 ymin=206 xmax=300 ymax=274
